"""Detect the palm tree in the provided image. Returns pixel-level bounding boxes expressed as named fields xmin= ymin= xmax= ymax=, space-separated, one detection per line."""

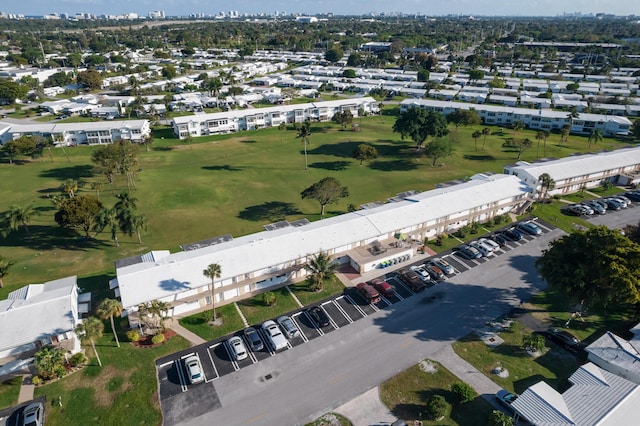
xmin=542 ymin=130 xmax=550 ymax=157
xmin=305 ymin=252 xmax=336 ymax=292
xmin=97 ymin=298 xmax=123 ymax=348
xmin=481 ymin=127 xmax=491 ymax=150
xmin=61 ymin=178 xmax=78 ymax=198
xmin=34 ymin=346 xmax=65 ymax=380
xmin=90 ymin=182 xmax=104 ymax=199
xmin=95 ymin=207 xmax=120 ymax=247
xmin=278 ymin=122 xmax=286 ymax=143
xmin=296 ymin=120 xmax=312 ymax=170
xmin=513 ymin=120 xmax=524 ymax=138
xmin=378 ymin=102 xmax=385 ymax=122
xmin=538 ymin=173 xmax=556 ymax=201
xmin=130 ymin=214 xmax=148 ymax=244
xmin=114 ymin=192 xmax=138 ymax=218
xmin=536 ymin=131 xmax=544 ymax=157
xmin=522 ymin=333 xmax=546 ymax=354
xmin=0 ymin=256 xmax=15 ymax=288
xmin=559 ymin=125 xmax=570 ymax=149
xmin=75 ymin=317 xmax=104 ymax=367
xmin=472 ymin=130 xmax=481 ymax=151
xmin=2 ymin=204 xmax=36 ymax=237
xmin=588 ymin=128 xmax=603 ymax=148
xmin=203 ymin=263 xmax=222 ymax=321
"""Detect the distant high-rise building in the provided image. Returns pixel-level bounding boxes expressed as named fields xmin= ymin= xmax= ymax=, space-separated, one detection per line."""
xmin=148 ymin=10 xmax=165 ymax=19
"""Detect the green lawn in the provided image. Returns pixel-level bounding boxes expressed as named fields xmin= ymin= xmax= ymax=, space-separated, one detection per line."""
xmin=0 ymin=114 xmax=631 ymax=299
xmin=237 ymin=287 xmax=300 ymax=325
xmin=0 ymin=376 xmax=22 ymax=410
xmin=452 ymin=321 xmax=581 ymax=394
xmin=379 ymin=360 xmax=494 ymax=425
xmin=34 ymin=329 xmax=190 ymax=426
xmin=178 ymin=303 xmax=245 ymax=341
xmin=289 ymin=275 xmax=346 ymax=306
xmin=524 ymin=199 xmax=594 ymax=233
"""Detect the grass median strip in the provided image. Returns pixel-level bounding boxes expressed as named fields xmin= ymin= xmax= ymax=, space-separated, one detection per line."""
xmin=289 ymin=275 xmax=346 ymax=306
xmin=237 ymin=287 xmax=300 ymax=325
xmin=178 ymin=303 xmax=245 ymax=341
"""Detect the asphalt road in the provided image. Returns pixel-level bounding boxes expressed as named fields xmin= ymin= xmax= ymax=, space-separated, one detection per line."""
xmin=587 ymin=204 xmax=640 ymax=229
xmin=179 ymin=227 xmax=563 ymax=426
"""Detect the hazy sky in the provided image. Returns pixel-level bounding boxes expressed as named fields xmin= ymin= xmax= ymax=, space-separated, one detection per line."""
xmin=3 ymin=0 xmax=639 ymax=17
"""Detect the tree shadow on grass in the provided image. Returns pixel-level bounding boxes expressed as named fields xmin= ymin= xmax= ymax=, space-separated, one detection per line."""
xmin=463 ymin=154 xmax=496 ymax=161
xmin=238 ymin=201 xmax=302 ymax=222
xmin=202 ymin=164 xmax=243 ymax=172
xmin=309 ymin=161 xmax=351 ymax=171
xmin=0 ymin=225 xmax=105 ymax=251
xmin=239 ymin=139 xmax=257 ymax=144
xmin=370 ymin=159 xmax=417 ymax=172
xmin=152 ymin=146 xmax=174 ymax=151
xmin=78 ymin=272 xmax=116 ymax=304
xmin=39 ymin=164 xmax=94 ymax=180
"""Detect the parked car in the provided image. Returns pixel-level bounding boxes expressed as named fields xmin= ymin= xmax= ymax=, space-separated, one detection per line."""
xmin=578 ymin=203 xmax=594 ymax=215
xmin=607 ymin=197 xmax=628 ymax=208
xmin=370 ymin=278 xmax=396 ymax=298
xmin=490 ymin=233 xmax=509 ymax=247
xmin=262 ymin=320 xmax=288 ymax=350
xmin=184 ymin=355 xmax=204 ymax=384
xmin=423 ymin=263 xmax=445 ymax=280
xmin=546 ymin=327 xmax=581 ymax=348
xmin=470 ymin=240 xmax=493 ymax=256
xmin=455 ymin=244 xmax=482 ymax=259
xmin=356 ymin=282 xmax=382 ymax=304
xmin=591 ymin=199 xmax=608 ymax=210
xmin=22 ymin=402 xmax=44 ymax=426
xmin=399 ymin=269 xmax=428 ymax=292
xmin=277 ymin=315 xmax=300 ymax=339
xmin=430 ymin=257 xmax=455 ymax=275
xmin=585 ymin=200 xmax=606 ymax=214
xmin=495 ymin=389 xmax=518 ymax=414
xmin=566 ymin=204 xmax=588 ymax=216
xmin=616 ymin=195 xmax=632 ymax=205
xmin=624 ymin=191 xmax=640 ymax=202
xmin=307 ymin=306 xmax=330 ymax=328
xmin=516 ymin=221 xmax=542 ymax=236
xmin=502 ymin=228 xmax=523 ymax=241
xmin=227 ymin=336 xmax=248 ymax=361
xmin=410 ymin=265 xmax=431 ymax=280
xmin=478 ymin=237 xmax=500 ymax=251
xmin=243 ymin=326 xmax=264 ymax=352
xmin=604 ymin=198 xmax=623 ymax=211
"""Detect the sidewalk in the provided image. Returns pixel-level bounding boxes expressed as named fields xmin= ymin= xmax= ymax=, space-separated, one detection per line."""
xmin=431 ymin=345 xmax=501 ymax=398
xmin=334 ymin=386 xmax=399 ymax=426
xmin=17 ymin=374 xmax=35 ymax=404
xmin=164 ymin=318 xmax=206 ymax=346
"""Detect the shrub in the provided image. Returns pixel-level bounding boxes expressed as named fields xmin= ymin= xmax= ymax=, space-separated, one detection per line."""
xmin=493 ymin=214 xmax=507 ymax=226
xmin=454 ymin=225 xmax=471 ymax=238
xmin=54 ymin=365 xmax=67 ymax=379
xmin=262 ymin=291 xmax=277 ymax=306
xmin=470 ymin=221 xmax=481 ymax=234
xmin=487 ymin=410 xmax=514 ymax=426
xmin=202 ymin=310 xmax=214 ymax=323
xmin=127 ymin=330 xmax=140 ymax=342
xmin=69 ymin=352 xmax=87 ymax=367
xmin=426 ymin=395 xmax=448 ymax=419
xmin=31 ymin=376 xmax=42 ymax=386
xmin=451 ymin=382 xmax=477 ymax=403
xmin=522 ymin=333 xmax=546 ymax=353
xmin=151 ymin=333 xmax=165 ymax=344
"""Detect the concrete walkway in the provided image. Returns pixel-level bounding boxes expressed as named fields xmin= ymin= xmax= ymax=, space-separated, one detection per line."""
xmin=334 ymin=386 xmax=398 ymax=426
xmin=165 ymin=318 xmax=206 ymax=346
xmin=17 ymin=374 xmax=35 ymax=404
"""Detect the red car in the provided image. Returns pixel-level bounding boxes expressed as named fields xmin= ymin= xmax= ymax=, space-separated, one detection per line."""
xmin=370 ymin=278 xmax=395 ymax=298
xmin=355 ymin=282 xmax=381 ymax=304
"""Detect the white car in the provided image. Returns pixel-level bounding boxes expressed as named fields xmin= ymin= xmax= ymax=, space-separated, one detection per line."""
xmin=184 ymin=355 xmax=204 ymax=384
xmin=262 ymin=320 xmax=288 ymax=351
xmin=469 ymin=241 xmax=491 ymax=257
xmin=478 ymin=238 xmax=499 ymax=251
xmin=410 ymin=265 xmax=431 ymax=281
xmin=227 ymin=336 xmax=248 ymax=361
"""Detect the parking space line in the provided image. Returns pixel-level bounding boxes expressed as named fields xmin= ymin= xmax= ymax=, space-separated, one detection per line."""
xmin=331 ymin=298 xmax=354 ymax=323
xmin=321 ymin=301 xmax=341 ymax=329
xmin=206 ymin=344 xmax=221 ymax=380
xmin=390 ymin=276 xmax=415 ymax=295
xmin=180 ymin=352 xmax=209 ymax=384
xmin=257 ymin=329 xmax=276 ymax=356
xmin=174 ymin=359 xmax=188 ymax=392
xmin=344 ymin=295 xmax=368 ymax=317
xmin=241 ymin=335 xmax=259 ymax=364
xmin=302 ymin=310 xmax=325 ymax=335
xmin=291 ymin=312 xmax=310 ymax=342
xmin=221 ymin=341 xmax=240 ymax=371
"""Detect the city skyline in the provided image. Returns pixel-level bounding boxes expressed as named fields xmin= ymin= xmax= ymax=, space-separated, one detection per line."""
xmin=2 ymin=0 xmax=639 ymax=17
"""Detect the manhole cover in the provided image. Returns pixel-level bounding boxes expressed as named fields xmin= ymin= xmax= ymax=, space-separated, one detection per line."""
xmin=264 ymin=374 xmax=273 ymax=380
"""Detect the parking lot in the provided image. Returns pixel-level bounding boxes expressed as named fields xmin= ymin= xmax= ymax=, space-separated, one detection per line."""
xmin=156 ymin=218 xmax=555 ymax=426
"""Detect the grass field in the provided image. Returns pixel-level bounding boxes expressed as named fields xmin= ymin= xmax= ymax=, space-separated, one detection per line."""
xmin=237 ymin=287 xmax=300 ymax=325
xmin=289 ymin=275 xmax=347 ymax=306
xmin=178 ymin=303 xmax=245 ymax=341
xmin=0 ymin=376 xmax=22 ymax=410
xmin=0 ymin=113 xmax=631 ymax=299
xmin=379 ymin=360 xmax=494 ymax=425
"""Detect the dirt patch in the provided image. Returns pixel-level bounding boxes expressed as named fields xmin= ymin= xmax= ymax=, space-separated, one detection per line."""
xmin=58 ymin=364 xmax=133 ymax=408
xmin=132 ymin=330 xmax=177 ymax=348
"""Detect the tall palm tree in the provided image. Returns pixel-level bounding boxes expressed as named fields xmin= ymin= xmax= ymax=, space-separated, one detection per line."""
xmin=472 ymin=130 xmax=481 ymax=151
xmin=2 ymin=204 xmax=36 ymax=237
xmin=542 ymin=130 xmax=550 ymax=157
xmin=305 ymin=252 xmax=337 ymax=292
xmin=296 ymin=120 xmax=312 ymax=170
xmin=481 ymin=127 xmax=491 ymax=150
xmin=95 ymin=207 xmax=120 ymax=247
xmin=538 ymin=173 xmax=556 ymax=201
xmin=148 ymin=300 xmax=171 ymax=330
xmin=278 ymin=122 xmax=286 ymax=143
xmin=0 ymin=256 xmax=15 ymax=288
xmin=75 ymin=317 xmax=104 ymax=367
xmin=536 ymin=131 xmax=544 ymax=157
xmin=559 ymin=125 xmax=570 ymax=149
xmin=97 ymin=298 xmax=123 ymax=348
xmin=34 ymin=346 xmax=65 ymax=380
xmin=588 ymin=128 xmax=603 ymax=148
xmin=203 ymin=263 xmax=222 ymax=321
xmin=130 ymin=214 xmax=148 ymax=244
xmin=61 ymin=178 xmax=78 ymax=198
xmin=114 ymin=192 xmax=138 ymax=219
xmin=90 ymin=182 xmax=104 ymax=199
xmin=513 ymin=120 xmax=524 ymax=138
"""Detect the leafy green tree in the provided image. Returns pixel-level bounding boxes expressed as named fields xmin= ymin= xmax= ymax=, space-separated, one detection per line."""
xmin=468 ymin=69 xmax=485 ymax=82
xmin=34 ymin=346 xmax=65 ymax=380
xmin=451 ymin=382 xmax=477 ymax=403
xmin=487 ymin=410 xmax=514 ymax=426
xmin=333 ymin=110 xmax=353 ymax=130
xmin=417 ymin=69 xmax=430 ymax=82
xmin=97 ymin=298 xmax=123 ymax=348
xmin=203 ymin=263 xmax=222 ymax=321
xmin=75 ymin=316 xmax=104 ymax=367
xmin=161 ymin=64 xmax=177 ymax=79
xmin=296 ymin=120 xmax=312 ymax=170
xmin=2 ymin=136 xmax=41 ymax=163
xmin=424 ymin=137 xmax=456 ymax=166
xmin=76 ymin=69 xmax=103 ymax=90
xmin=1 ymin=204 xmax=36 ymax=237
xmin=0 ymin=78 xmax=28 ymax=104
xmin=393 ymin=108 xmax=449 ymax=149
xmin=0 ymin=256 xmax=15 ymax=288
xmin=447 ymin=109 xmax=480 ymax=131
xmin=588 ymin=128 xmax=603 ymax=148
xmin=536 ymin=226 xmax=640 ymax=311
xmin=523 ymin=333 xmax=546 ymax=353
xmin=489 ymin=76 xmax=506 ymax=88
xmin=262 ymin=291 xmax=277 ymax=306
xmin=305 ymin=252 xmax=337 ymax=292
xmin=346 ymin=53 xmax=361 ymax=67
xmin=54 ymin=195 xmax=103 ymax=238
xmin=352 ymin=144 xmax=378 ymax=165
xmin=566 ymin=82 xmax=580 ymax=93
xmin=325 ymin=47 xmax=343 ymax=63
xmin=342 ymin=69 xmax=356 ymax=78
xmin=426 ymin=395 xmax=448 ymax=420
xmin=301 ymin=177 xmax=349 ymax=217
xmin=61 ymin=178 xmax=78 ymax=199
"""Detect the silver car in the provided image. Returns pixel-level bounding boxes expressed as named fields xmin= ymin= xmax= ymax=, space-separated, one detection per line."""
xmin=227 ymin=336 xmax=248 ymax=361
xmin=184 ymin=355 xmax=204 ymax=384
xmin=277 ymin=315 xmax=299 ymax=339
xmin=262 ymin=320 xmax=288 ymax=351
